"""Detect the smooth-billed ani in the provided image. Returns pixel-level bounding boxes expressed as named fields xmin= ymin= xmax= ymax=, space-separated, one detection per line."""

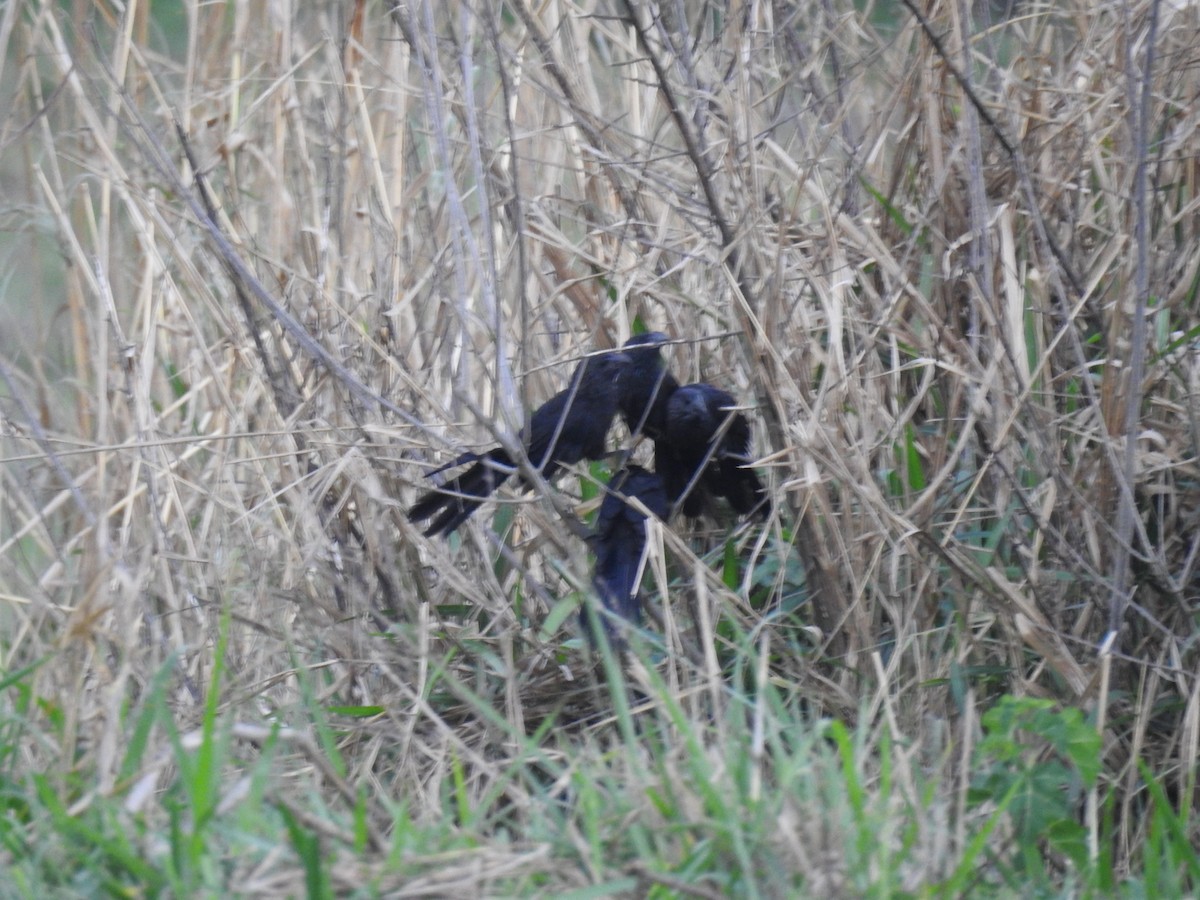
xmin=616 ymin=332 xmax=679 ymax=444
xmin=660 ymin=382 xmax=769 ymax=519
xmin=409 ymin=348 xmax=630 ymax=537
xmin=587 ymin=464 xmax=669 ymax=645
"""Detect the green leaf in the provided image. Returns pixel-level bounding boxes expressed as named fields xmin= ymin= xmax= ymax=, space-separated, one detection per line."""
xmin=722 ymin=539 xmax=739 ymax=590
xmin=903 ymin=423 xmax=926 ymax=492
xmin=540 ymin=593 xmax=583 ymax=642
xmin=861 ymin=177 xmax=914 ymax=236
xmin=326 ymin=705 xmax=385 ymax=718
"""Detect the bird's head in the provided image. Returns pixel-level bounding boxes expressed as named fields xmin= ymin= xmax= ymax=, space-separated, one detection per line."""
xmin=622 ymin=331 xmax=670 ymax=353
xmin=587 ymin=348 xmax=632 ymax=384
xmin=667 ymin=384 xmax=710 ymax=422
xmin=620 ymin=332 xmax=672 ymax=375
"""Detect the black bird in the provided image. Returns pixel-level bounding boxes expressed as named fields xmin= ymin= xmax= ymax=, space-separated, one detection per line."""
xmin=409 ymin=349 xmax=630 ymax=537
xmin=660 ymin=383 xmax=769 ymax=519
xmin=616 ymin=332 xmax=679 ymax=444
xmin=587 ymin=465 xmax=669 ymax=645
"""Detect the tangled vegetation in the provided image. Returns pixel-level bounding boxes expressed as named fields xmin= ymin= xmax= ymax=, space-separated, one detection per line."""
xmin=1 ymin=1 xmax=1197 ymax=895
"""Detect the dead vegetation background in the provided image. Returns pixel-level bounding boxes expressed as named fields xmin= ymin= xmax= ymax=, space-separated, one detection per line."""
xmin=1 ymin=0 xmax=1198 ymax=893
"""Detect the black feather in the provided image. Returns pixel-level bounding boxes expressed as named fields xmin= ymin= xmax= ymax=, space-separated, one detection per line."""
xmin=409 ymin=349 xmax=630 ymax=537
xmin=660 ymin=383 xmax=769 ymax=519
xmin=587 ymin=465 xmax=668 ymax=645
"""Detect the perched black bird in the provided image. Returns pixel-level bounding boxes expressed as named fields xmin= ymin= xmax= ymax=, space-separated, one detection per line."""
xmin=660 ymin=383 xmax=769 ymax=519
xmin=409 ymin=349 xmax=630 ymax=537
xmin=616 ymin=332 xmax=679 ymax=444
xmin=587 ymin=465 xmax=669 ymax=645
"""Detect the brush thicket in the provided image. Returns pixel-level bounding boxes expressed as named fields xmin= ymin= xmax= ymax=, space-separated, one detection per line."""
xmin=0 ymin=1 xmax=1196 ymax=893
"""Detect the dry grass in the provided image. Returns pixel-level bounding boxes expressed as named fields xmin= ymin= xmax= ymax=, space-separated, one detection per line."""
xmin=1 ymin=0 xmax=1198 ymax=893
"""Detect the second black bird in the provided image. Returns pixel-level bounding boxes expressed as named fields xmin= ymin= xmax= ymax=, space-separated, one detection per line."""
xmin=588 ymin=465 xmax=669 ymax=644
xmin=409 ymin=349 xmax=630 ymax=537
xmin=616 ymin=332 xmax=679 ymax=444
xmin=660 ymin=382 xmax=769 ymax=519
